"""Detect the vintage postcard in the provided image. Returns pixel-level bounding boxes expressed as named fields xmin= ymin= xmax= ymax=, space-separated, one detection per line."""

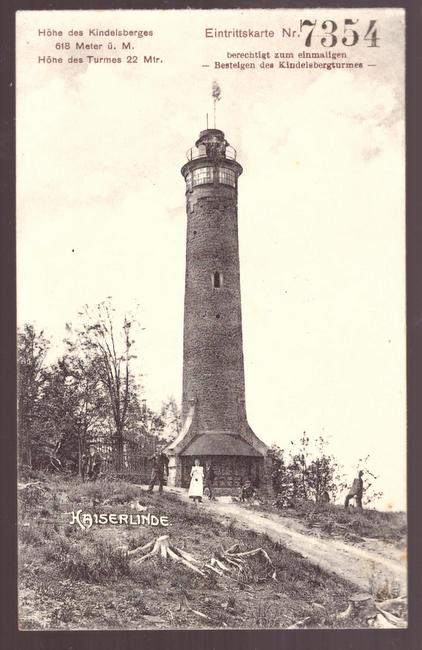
xmin=16 ymin=7 xmax=406 ymax=630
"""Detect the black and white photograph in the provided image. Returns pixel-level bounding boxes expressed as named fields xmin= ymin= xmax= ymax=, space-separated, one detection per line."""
xmin=15 ymin=7 xmax=407 ymax=630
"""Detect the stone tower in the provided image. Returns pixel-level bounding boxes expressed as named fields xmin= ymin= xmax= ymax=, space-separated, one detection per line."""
xmin=166 ymin=127 xmax=269 ymax=490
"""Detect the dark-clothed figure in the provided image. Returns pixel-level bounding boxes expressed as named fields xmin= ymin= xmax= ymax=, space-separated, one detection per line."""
xmin=82 ymin=445 xmax=102 ymax=481
xmin=345 ymin=470 xmax=364 ymax=509
xmin=321 ymin=490 xmax=330 ymax=504
xmin=204 ymin=462 xmax=216 ymax=500
xmin=147 ymin=451 xmax=169 ymax=494
xmin=241 ymin=478 xmax=255 ymax=503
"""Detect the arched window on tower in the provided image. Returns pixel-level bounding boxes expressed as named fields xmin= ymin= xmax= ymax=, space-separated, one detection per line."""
xmin=213 ymin=271 xmax=223 ymax=288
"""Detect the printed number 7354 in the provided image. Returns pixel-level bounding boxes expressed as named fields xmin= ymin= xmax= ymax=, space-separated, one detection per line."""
xmin=300 ymin=19 xmax=380 ymax=48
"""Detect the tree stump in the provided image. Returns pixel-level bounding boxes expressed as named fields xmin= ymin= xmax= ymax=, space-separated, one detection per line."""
xmin=128 ymin=535 xmax=207 ymax=576
xmin=338 ymin=593 xmax=407 ymax=628
xmin=125 ymin=537 xmax=275 ymax=583
xmin=337 ymin=593 xmax=377 ymax=621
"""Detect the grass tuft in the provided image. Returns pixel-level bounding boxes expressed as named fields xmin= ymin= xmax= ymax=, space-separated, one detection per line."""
xmin=43 ymin=535 xmax=130 ymax=583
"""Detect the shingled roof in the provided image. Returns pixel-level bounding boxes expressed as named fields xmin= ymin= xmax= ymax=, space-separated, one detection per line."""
xmin=180 ymin=433 xmax=263 ymax=457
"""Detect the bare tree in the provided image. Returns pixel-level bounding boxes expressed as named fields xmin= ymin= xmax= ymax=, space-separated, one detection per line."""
xmin=74 ymin=300 xmax=139 ymax=471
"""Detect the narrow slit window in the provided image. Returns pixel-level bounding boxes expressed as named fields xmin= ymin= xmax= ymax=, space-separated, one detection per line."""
xmin=213 ymin=271 xmax=222 ymax=288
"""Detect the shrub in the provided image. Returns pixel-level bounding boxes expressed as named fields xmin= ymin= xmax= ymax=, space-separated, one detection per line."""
xmin=18 ymin=484 xmax=50 ymax=514
xmin=268 ymin=436 xmax=344 ymax=506
xmin=43 ymin=536 xmax=130 ymax=582
xmin=19 ymin=522 xmax=56 ymax=546
xmin=269 ymin=435 xmax=385 ymax=508
xmin=368 ymin=571 xmax=402 ymax=600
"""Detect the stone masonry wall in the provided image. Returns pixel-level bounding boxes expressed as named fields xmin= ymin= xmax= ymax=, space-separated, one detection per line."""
xmin=182 ymin=181 xmax=247 ymax=434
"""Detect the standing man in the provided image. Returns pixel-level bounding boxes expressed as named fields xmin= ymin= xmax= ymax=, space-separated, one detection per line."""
xmin=204 ymin=461 xmax=216 ymax=500
xmin=82 ymin=444 xmax=102 ymax=482
xmin=344 ymin=470 xmax=364 ymax=509
xmin=147 ymin=450 xmax=169 ymax=494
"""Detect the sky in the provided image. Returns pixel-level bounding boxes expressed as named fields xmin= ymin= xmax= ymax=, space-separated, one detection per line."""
xmin=16 ymin=8 xmax=405 ymax=510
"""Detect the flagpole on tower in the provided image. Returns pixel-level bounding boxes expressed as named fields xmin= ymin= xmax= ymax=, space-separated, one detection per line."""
xmin=212 ymin=81 xmax=222 ymax=129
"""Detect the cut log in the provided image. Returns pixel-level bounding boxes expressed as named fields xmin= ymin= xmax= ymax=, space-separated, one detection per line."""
xmin=375 ymin=605 xmax=407 ymax=628
xmin=377 ymin=596 xmax=407 ymax=619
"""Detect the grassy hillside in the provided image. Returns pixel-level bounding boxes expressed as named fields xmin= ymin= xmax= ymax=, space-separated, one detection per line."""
xmin=249 ymin=497 xmax=407 ymax=547
xmin=18 ymin=474 xmax=363 ymax=630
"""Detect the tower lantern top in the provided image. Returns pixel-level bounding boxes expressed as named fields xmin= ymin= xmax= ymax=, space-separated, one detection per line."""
xmin=196 ymin=128 xmax=225 ymax=147
xmin=186 ymin=128 xmax=237 ymax=163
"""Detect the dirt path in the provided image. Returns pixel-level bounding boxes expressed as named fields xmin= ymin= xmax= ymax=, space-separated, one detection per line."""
xmin=168 ymin=488 xmax=407 ymax=594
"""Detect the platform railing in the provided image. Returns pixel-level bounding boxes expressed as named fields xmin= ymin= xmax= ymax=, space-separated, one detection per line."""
xmin=186 ymin=145 xmax=237 ymax=161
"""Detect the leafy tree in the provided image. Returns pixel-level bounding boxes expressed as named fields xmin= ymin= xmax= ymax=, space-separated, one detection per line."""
xmin=306 ymin=436 xmax=345 ymax=503
xmin=35 ymin=358 xmax=73 ymax=471
xmin=268 ymin=445 xmax=296 ymax=506
xmin=160 ymin=396 xmax=181 ymax=445
xmin=268 ymin=444 xmax=286 ymax=493
xmin=17 ymin=325 xmax=50 ymax=469
xmin=18 ymin=304 xmax=169 ymax=476
xmin=125 ymin=398 xmax=164 ymax=451
xmin=288 ymin=432 xmax=312 ymax=500
xmin=43 ymin=354 xmax=107 ymax=474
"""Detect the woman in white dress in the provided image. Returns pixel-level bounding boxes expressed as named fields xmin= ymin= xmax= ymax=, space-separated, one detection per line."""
xmin=188 ymin=458 xmax=204 ymax=502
